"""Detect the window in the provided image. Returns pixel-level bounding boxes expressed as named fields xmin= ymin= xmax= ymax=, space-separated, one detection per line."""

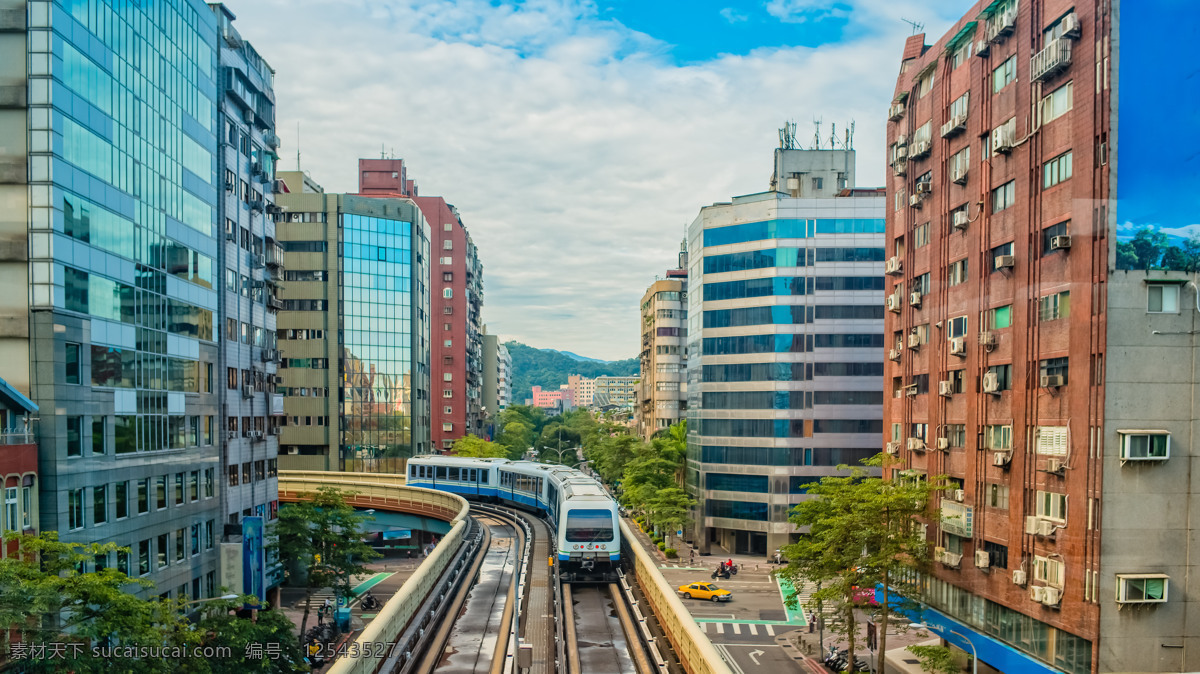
xmin=1036 ymin=490 xmax=1068 ymax=521
xmin=444 ymin=406 xmax=453 ymax=414
xmin=442 ymin=423 xmax=453 ymax=432
xmin=68 ymin=488 xmax=84 ymax=530
xmin=993 ymin=55 xmax=1017 ymax=92
xmin=138 ymin=540 xmax=150 ymax=576
xmin=443 ymin=306 xmax=453 ymax=315
xmin=1039 ymin=291 xmax=1070 ymax=321
xmin=990 ymin=242 xmax=1014 ymax=270
xmin=985 ymin=424 xmax=1013 ymax=450
xmin=440 ymin=256 xmax=452 ymax=265
xmin=442 ymin=288 xmax=453 ymax=299
xmin=949 ymin=146 xmax=970 ymax=182
xmin=442 ymin=272 xmax=453 ymax=282
xmin=443 ymin=389 xmax=453 ymax=398
xmin=66 ymin=417 xmax=82 ymax=457
xmin=1040 ymin=357 xmax=1069 ymax=384
xmin=951 ymin=41 xmax=972 ymax=69
xmin=913 ymin=121 xmax=932 ymax=146
xmin=174 ymin=473 xmax=184 ymax=506
xmin=115 ymin=481 xmax=128 ymax=519
xmin=65 ymin=343 xmax=80 ymax=384
xmin=1041 ymin=81 xmax=1073 ymax=123
xmin=947 ymin=259 xmax=968 ymax=287
xmin=189 ymin=471 xmax=199 ymax=502
xmin=92 ymin=485 xmax=106 ymax=525
xmin=443 ymin=222 xmax=453 ymax=231
xmin=1116 ymin=575 xmax=1169 ymax=604
xmin=917 ymin=66 xmax=935 ymax=98
xmin=2 ymin=488 xmax=14 ymax=531
xmin=1042 ymin=222 xmax=1068 ymax=255
xmin=983 ymin=541 xmax=1009 ymax=569
xmin=1043 ymin=151 xmax=1073 ymax=188
xmin=444 ymin=373 xmax=453 ymax=381
xmin=1034 ymin=555 xmax=1065 ymax=586
xmin=986 ymin=483 xmax=1009 ymax=509
xmin=1120 ymin=431 xmax=1170 ymax=461
xmin=1148 ymin=284 xmax=1181 ymax=313
xmin=947 ymin=315 xmax=968 ymax=339
xmin=157 ymin=533 xmax=169 ymax=569
xmin=155 ymin=476 xmax=167 ymax=510
xmin=986 ymin=364 xmax=1013 ymax=391
xmin=175 ymin=528 xmax=185 ymax=563
xmin=205 ymin=520 xmax=215 ymax=550
xmin=913 ymin=272 xmax=930 ymax=296
xmin=137 ymin=479 xmax=148 ymax=515
xmin=92 ymin=417 xmax=105 ymax=455
xmin=989 ymin=305 xmax=1012 ymax=329
xmin=914 ymin=223 xmax=929 ymax=248
xmin=442 ymin=239 xmax=453 ymax=250
xmin=950 ymin=92 xmax=969 ymax=120
xmin=992 ymin=181 xmax=1016 ymax=212
xmin=204 ymin=468 xmax=215 ymax=498
xmin=946 ymin=424 xmax=966 ymax=448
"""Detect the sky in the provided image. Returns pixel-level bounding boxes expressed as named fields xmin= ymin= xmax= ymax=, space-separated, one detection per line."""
xmin=228 ymin=0 xmax=968 ymax=360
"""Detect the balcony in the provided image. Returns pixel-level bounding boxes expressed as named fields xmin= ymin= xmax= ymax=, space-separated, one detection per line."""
xmin=1031 ymin=38 xmax=1072 ymax=81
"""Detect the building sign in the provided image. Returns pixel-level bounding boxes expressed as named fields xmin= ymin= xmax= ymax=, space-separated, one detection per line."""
xmin=382 ymin=529 xmax=412 ymax=541
xmin=1114 ymin=2 xmax=1200 ymax=270
xmin=940 ymin=500 xmax=973 ymax=538
xmin=242 ymin=516 xmax=265 ymax=608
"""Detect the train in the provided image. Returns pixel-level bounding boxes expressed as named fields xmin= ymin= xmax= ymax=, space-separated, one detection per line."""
xmin=406 ymin=456 xmax=621 ymax=582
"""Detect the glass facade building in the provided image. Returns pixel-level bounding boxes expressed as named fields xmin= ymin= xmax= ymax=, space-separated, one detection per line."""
xmin=686 ymin=149 xmax=885 ymax=557
xmin=2 ymin=0 xmax=225 ymax=599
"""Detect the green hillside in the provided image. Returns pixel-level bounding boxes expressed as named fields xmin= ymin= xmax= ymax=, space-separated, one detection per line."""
xmin=505 ymin=341 xmax=639 ymax=403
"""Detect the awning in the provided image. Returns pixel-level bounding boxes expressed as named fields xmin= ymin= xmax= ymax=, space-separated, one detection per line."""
xmin=0 ymin=377 xmax=37 ymax=415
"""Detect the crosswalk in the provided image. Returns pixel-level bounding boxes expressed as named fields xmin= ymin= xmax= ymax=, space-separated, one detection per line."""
xmin=697 ymin=622 xmax=777 ymax=637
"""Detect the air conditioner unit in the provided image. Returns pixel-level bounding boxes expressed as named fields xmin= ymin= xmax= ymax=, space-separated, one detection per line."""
xmin=906 ymin=387 xmax=919 ymax=397
xmin=976 ymin=39 xmax=990 ymax=57
xmin=1029 ymin=585 xmax=1047 ymax=603
xmin=225 ymin=229 xmax=238 ymax=242
xmin=953 ymin=211 xmax=970 ymax=230
xmin=909 ymin=292 xmax=923 ymax=307
xmin=936 ymin=437 xmax=950 ymax=450
xmin=242 ymin=385 xmax=255 ymax=399
xmin=1045 ymin=458 xmax=1065 ymax=474
xmin=940 ymin=114 xmax=967 ymax=138
xmin=992 ymin=127 xmax=1014 ymax=154
xmin=912 ymin=140 xmax=931 ymax=158
xmin=888 ymin=348 xmax=901 ymax=362
xmin=983 ymin=371 xmax=1000 ymax=393
xmin=942 ymin=551 xmax=962 ymax=568
xmin=949 ymin=337 xmax=966 ymax=356
xmin=975 ymin=550 xmax=991 ymax=568
xmin=1041 ymin=374 xmax=1065 ymax=388
xmin=226 ymin=430 xmax=239 ymax=441
xmin=993 ymin=452 xmax=1011 ymax=467
xmin=786 ymin=177 xmax=800 ymax=191
xmin=249 ymin=199 xmax=265 ymax=212
xmin=916 ymin=180 xmax=933 ymax=195
xmin=896 ymin=134 xmax=907 ymax=146
xmin=260 ymin=348 xmax=277 ymax=363
xmin=907 ymin=332 xmax=922 ymax=348
xmin=909 ymin=193 xmax=923 ymax=208
xmin=896 ymin=145 xmax=909 ymax=161
xmin=954 ymin=489 xmax=965 ymax=502
xmin=886 ymin=295 xmax=902 ymax=313
xmin=994 ymin=254 xmax=1015 ymax=270
xmin=893 ymin=160 xmax=908 ymax=177
xmin=1013 ymin=569 xmax=1028 ymax=586
xmin=885 ymin=441 xmax=901 ymax=455
xmin=1060 ymin=13 xmax=1081 ymax=39
xmin=907 ymin=437 xmax=925 ymax=451
xmin=951 ymin=165 xmax=968 ymax=185
xmin=885 ymin=256 xmax=903 ymax=274
xmin=939 ymin=381 xmax=954 ymax=397
xmin=1042 ymin=587 xmax=1062 ymax=606
xmin=1050 ymin=235 xmax=1072 ymax=250
xmin=1038 ymin=519 xmax=1057 ymax=537
xmin=1024 ymin=516 xmax=1041 ymax=535
xmin=979 ymin=331 xmax=997 ymax=347
xmin=269 ymin=427 xmax=281 ymax=436
xmin=888 ymin=103 xmax=906 ymax=121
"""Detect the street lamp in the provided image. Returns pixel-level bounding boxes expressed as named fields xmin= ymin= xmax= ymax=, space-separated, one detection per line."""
xmin=186 ymin=594 xmax=239 ymax=606
xmin=909 ymin=622 xmax=977 ymax=674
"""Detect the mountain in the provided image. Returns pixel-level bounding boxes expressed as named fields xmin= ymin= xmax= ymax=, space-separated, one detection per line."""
xmin=504 ymin=341 xmax=639 ymax=405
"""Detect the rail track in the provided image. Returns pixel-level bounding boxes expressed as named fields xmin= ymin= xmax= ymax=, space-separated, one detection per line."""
xmin=561 ymin=570 xmax=670 ymax=674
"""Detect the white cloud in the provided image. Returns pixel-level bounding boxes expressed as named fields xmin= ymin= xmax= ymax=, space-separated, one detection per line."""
xmin=720 ymin=7 xmax=750 ymax=23
xmin=764 ymin=0 xmax=850 ymax=23
xmin=227 ymin=0 xmax=958 ymax=360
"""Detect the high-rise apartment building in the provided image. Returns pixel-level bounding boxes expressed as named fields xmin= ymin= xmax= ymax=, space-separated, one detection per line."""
xmin=482 ymin=331 xmax=513 ymax=420
xmin=567 ymin=374 xmax=595 ymax=408
xmin=210 ymin=5 xmax=282 ymax=570
xmin=275 ymin=170 xmax=430 ymax=469
xmin=496 ymin=342 xmax=511 ymax=411
xmin=882 ymin=2 xmax=1199 ymax=672
xmin=637 ymin=259 xmax=688 ymax=440
xmin=356 ymin=159 xmax=484 ymax=451
xmin=592 ymin=376 xmax=638 ymax=411
xmin=0 ymin=0 xmax=225 ymax=599
xmin=686 ymin=147 xmax=885 ymax=557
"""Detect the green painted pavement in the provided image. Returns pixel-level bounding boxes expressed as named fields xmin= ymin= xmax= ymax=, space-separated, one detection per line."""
xmin=775 ymin=576 xmax=808 ymax=625
xmin=350 ymin=572 xmax=393 ymax=597
xmin=692 ymin=618 xmax=805 ymax=625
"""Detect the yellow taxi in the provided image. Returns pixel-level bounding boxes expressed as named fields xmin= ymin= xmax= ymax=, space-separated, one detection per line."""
xmin=678 ymin=582 xmax=732 ymax=602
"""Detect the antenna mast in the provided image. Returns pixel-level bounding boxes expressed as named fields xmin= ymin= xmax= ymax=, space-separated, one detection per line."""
xmin=296 ymin=122 xmax=301 ymax=170
xmin=901 ymin=17 xmax=924 ymax=34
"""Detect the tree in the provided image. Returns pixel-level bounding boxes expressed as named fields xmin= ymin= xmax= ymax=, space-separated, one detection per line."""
xmin=906 ymin=644 xmax=959 ymax=674
xmin=778 ymin=458 xmax=944 ymax=674
xmin=585 ymin=433 xmax=642 ymax=486
xmin=0 ymin=532 xmax=199 ymax=673
xmin=452 ymin=434 xmax=508 ymax=458
xmin=645 ymin=487 xmax=694 ymax=539
xmin=195 ymin=597 xmax=308 ymax=673
xmin=271 ymin=487 xmax=380 ymax=644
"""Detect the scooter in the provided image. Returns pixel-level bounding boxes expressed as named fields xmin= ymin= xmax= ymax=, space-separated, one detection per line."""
xmin=361 ymin=592 xmax=381 ymax=610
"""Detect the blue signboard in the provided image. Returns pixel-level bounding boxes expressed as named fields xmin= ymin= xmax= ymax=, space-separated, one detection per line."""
xmin=382 ymin=529 xmax=412 ymax=541
xmin=242 ymin=516 xmax=265 ymax=608
xmin=1114 ymin=2 xmax=1200 ymax=270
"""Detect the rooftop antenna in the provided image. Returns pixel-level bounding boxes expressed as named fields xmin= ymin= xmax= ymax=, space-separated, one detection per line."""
xmin=846 ymin=121 xmax=855 ymax=151
xmin=296 ymin=122 xmax=301 ymax=170
xmin=901 ymin=17 xmax=924 ymax=34
xmin=812 ymin=118 xmax=822 ymax=150
xmin=381 ymin=143 xmax=386 ymax=159
xmin=829 ymin=122 xmax=837 ymax=150
xmin=778 ymin=120 xmax=797 ymax=150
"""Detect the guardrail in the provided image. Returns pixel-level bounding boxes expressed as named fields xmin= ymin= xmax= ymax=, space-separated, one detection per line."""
xmin=276 ymin=471 xmax=471 ymax=674
xmin=619 ymin=520 xmax=732 ymax=674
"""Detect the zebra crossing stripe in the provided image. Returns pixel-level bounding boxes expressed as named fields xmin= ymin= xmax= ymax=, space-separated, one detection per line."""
xmin=731 ymin=623 xmax=741 ymax=635
xmin=699 ymin=622 xmax=707 ymax=633
xmin=765 ymin=624 xmax=775 ymax=636
xmin=748 ymin=624 xmax=757 ymax=635
xmin=715 ymin=623 xmax=725 ymax=634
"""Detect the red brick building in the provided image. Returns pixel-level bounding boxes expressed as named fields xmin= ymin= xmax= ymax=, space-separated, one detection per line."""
xmin=357 ymin=159 xmax=485 ymax=452
xmin=0 ymin=378 xmax=38 ymax=558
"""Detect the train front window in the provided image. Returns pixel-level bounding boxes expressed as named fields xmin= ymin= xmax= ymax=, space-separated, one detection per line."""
xmin=565 ymin=509 xmax=613 ymax=542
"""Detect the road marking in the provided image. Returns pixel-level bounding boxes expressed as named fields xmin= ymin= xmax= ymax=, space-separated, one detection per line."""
xmin=716 ymin=623 xmax=725 ymax=634
xmin=732 ymin=623 xmax=741 ymax=635
xmin=775 ymin=576 xmax=808 ymax=625
xmin=714 ymin=645 xmax=746 ymax=674
xmin=748 ymin=624 xmax=757 ymax=635
xmin=765 ymin=624 xmax=775 ymax=636
xmin=749 ymin=649 xmax=765 ymax=665
xmin=699 ymin=622 xmax=707 ymax=633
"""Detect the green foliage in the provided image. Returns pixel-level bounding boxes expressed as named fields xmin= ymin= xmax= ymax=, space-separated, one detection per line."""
xmin=778 ymin=456 xmax=946 ymax=674
xmin=451 ymin=434 xmax=508 ymax=458
xmin=1116 ymin=227 xmax=1200 ymax=271
xmin=195 ymin=598 xmax=309 ymax=673
xmin=906 ymin=644 xmax=960 ymax=674
xmin=664 ymin=548 xmax=678 ymax=559
xmin=657 ymin=542 xmax=666 ymax=550
xmin=504 ymin=341 xmax=638 ymax=403
xmin=271 ymin=487 xmax=381 ymax=643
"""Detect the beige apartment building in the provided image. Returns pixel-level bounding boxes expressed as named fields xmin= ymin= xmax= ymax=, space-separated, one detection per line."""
xmin=637 ymin=270 xmax=687 ymax=440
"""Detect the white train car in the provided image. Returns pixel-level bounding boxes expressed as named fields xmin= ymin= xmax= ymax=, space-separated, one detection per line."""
xmin=407 ymin=455 xmax=620 ymax=581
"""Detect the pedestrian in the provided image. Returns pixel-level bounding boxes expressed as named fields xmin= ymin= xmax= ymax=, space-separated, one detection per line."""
xmin=774 ymin=550 xmax=782 ymax=565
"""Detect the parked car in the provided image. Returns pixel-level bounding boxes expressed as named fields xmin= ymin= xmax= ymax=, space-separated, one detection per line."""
xmin=678 ymin=582 xmax=732 ymax=602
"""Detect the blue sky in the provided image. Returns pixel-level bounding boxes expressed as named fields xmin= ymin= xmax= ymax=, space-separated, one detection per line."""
xmin=229 ymin=0 xmax=965 ymax=359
